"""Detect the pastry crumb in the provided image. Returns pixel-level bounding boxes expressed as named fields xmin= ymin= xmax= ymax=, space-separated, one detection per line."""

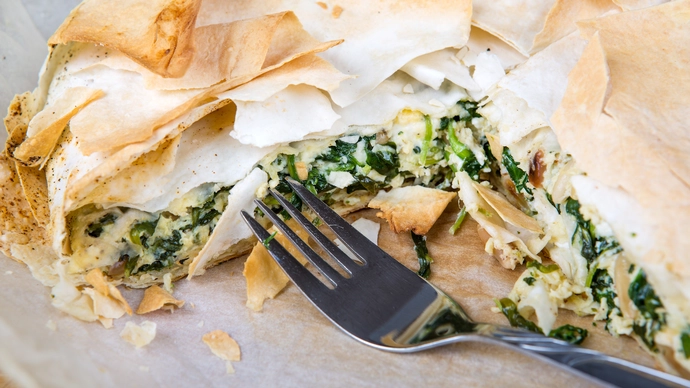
xmin=120 ymin=321 xmax=157 ymax=348
xmin=332 ymin=5 xmax=343 ymax=18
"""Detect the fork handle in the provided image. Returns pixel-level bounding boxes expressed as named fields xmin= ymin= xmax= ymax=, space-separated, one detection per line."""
xmin=485 ymin=327 xmax=688 ymax=387
xmin=533 ymin=348 xmax=686 ymax=388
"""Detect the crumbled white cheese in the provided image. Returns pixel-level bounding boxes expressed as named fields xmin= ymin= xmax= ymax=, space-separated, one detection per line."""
xmin=162 ymin=273 xmax=173 ymax=294
xmin=402 ymin=83 xmax=414 ymax=94
xmin=339 ymin=135 xmax=360 ymax=144
xmin=326 ymin=171 xmax=356 ymax=189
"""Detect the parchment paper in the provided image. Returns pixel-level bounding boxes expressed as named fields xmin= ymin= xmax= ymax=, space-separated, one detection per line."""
xmin=0 ymin=1 xmax=656 ymax=387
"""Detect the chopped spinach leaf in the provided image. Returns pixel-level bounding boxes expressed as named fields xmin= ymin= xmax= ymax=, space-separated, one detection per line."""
xmin=496 ymin=298 xmax=543 ymax=334
xmin=412 ymin=232 xmax=433 ymax=279
xmin=366 ymin=146 xmax=398 ymax=177
xmin=130 ymin=220 xmax=157 ymax=248
xmin=564 ymin=198 xmax=596 ymax=263
xmin=123 ymin=254 xmax=139 ymax=278
xmin=629 ymin=270 xmax=665 ymax=322
xmin=590 ymin=269 xmax=617 ymax=311
xmin=523 ymin=277 xmax=536 ymax=286
xmin=629 ymin=269 xmax=665 ymax=351
xmin=420 ymin=115 xmax=433 ymax=165
xmin=457 ymin=101 xmax=480 ymax=122
xmin=526 ymin=260 xmax=559 ymax=273
xmin=286 ymin=154 xmax=299 ymax=180
xmin=318 ymin=140 xmax=358 ymax=164
xmin=502 ymin=147 xmax=532 ymax=195
xmin=681 ymin=332 xmax=690 ymax=358
xmin=549 ymin=324 xmax=588 ymax=345
xmin=447 ymin=122 xmax=481 ymax=180
xmin=304 ymin=168 xmax=332 ymax=194
xmin=545 ymin=192 xmax=560 ymax=213
xmin=86 ymin=213 xmax=118 ymax=238
xmin=137 ymin=230 xmax=183 ymax=273
xmin=480 ymin=135 xmax=496 ymax=163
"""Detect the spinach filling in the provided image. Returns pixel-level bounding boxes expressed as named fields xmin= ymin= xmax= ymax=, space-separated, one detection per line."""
xmin=411 ymin=232 xmax=433 ymax=279
xmin=259 ymin=100 xmax=488 ymax=220
xmin=85 ymin=213 xmax=118 ymax=238
xmin=629 ymin=269 xmax=666 ymax=352
xmin=76 ymin=185 xmax=231 ymax=279
xmin=496 ymin=298 xmax=589 ymax=345
xmin=502 ymin=147 xmax=532 ymax=196
xmin=564 ymin=198 xmax=621 ymax=264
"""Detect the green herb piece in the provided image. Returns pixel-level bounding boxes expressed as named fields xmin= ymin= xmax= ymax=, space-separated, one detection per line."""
xmin=412 ymin=232 xmax=433 ymax=279
xmin=480 ymin=135 xmax=496 ymax=163
xmin=549 ymin=324 xmax=588 ymax=345
xmin=137 ymin=230 xmax=184 ymax=273
xmin=318 ymin=140 xmax=358 ymax=164
xmin=457 ymin=101 xmax=480 ymax=122
xmin=449 ymin=206 xmax=467 ymax=235
xmin=564 ymin=199 xmax=621 ymax=261
xmin=564 ymin=198 xmax=595 ymax=262
xmin=366 ymin=145 xmax=398 ymax=177
xmin=585 ymin=262 xmax=598 ymax=288
xmin=590 ymin=268 xmax=617 ymax=312
xmin=526 ymin=261 xmax=560 ymax=273
xmin=629 ymin=269 xmax=666 ymax=351
xmin=419 ymin=115 xmax=433 ymax=166
xmin=262 ymin=231 xmax=278 ymax=248
xmin=595 ymin=238 xmax=622 ymax=257
xmin=523 ymin=277 xmax=536 ymax=286
xmin=85 ymin=213 xmax=118 ymax=238
xmin=629 ymin=270 xmax=665 ymax=321
xmin=123 ymin=254 xmax=139 ymax=278
xmin=130 ymin=220 xmax=157 ymax=247
xmin=681 ymin=332 xmax=690 ymax=358
xmin=496 ymin=298 xmax=543 ymax=334
xmin=303 ymin=168 xmax=332 ymax=194
xmin=197 ymin=209 xmax=221 ymax=226
xmin=286 ymin=154 xmax=300 ymax=180
xmin=502 ymin=147 xmax=532 ymax=195
xmin=312 ymin=217 xmax=322 ymax=227
xmin=447 ymin=121 xmax=481 ymax=180
xmin=545 ymin=192 xmax=560 ymax=213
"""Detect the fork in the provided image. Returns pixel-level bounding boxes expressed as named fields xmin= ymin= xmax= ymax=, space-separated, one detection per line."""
xmin=240 ymin=178 xmax=688 ymax=388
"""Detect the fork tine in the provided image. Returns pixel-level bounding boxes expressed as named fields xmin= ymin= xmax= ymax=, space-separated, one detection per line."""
xmin=240 ymin=211 xmax=329 ymax=293
xmin=268 ymin=189 xmax=362 ymax=274
xmin=253 ymin=199 xmax=344 ymax=286
xmin=286 ymin=178 xmax=385 ymax=264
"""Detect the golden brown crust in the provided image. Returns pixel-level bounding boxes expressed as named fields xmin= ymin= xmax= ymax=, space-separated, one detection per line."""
xmin=49 ymin=0 xmax=202 ymax=78
xmin=243 ymin=221 xmax=308 ymax=311
xmin=368 ymin=186 xmax=456 ymax=235
xmin=0 ymin=155 xmax=49 ymax=258
xmin=136 ymin=285 xmax=184 ymax=314
xmin=13 ymin=88 xmax=103 ymax=167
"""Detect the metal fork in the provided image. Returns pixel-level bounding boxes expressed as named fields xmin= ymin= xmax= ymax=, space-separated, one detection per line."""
xmin=240 ymin=178 xmax=688 ymax=388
